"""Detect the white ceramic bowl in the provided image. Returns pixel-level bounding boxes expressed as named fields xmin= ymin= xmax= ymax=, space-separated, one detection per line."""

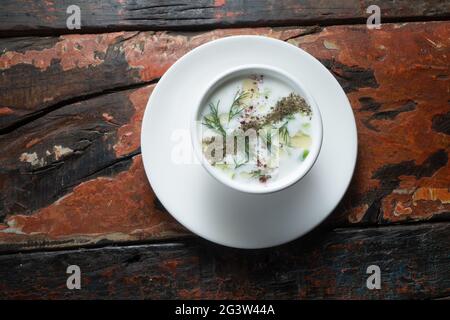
xmin=191 ymin=64 xmax=323 ymax=194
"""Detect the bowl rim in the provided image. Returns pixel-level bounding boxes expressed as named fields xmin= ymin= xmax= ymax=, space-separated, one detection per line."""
xmin=190 ymin=63 xmax=323 ymax=194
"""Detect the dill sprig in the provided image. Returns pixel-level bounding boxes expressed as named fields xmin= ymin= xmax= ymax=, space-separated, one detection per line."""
xmin=250 ymin=169 xmax=271 ymax=183
xmin=260 ymin=127 xmax=274 ymax=154
xmin=250 ymin=169 xmax=262 ymax=178
xmin=233 ymin=157 xmax=246 ymax=169
xmin=279 ymin=121 xmax=290 ymax=147
xmin=202 ymin=100 xmax=226 ymax=138
xmin=228 ymin=90 xmax=250 ymax=122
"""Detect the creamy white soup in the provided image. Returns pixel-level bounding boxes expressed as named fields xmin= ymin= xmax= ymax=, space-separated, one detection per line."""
xmin=199 ymin=73 xmax=313 ymax=185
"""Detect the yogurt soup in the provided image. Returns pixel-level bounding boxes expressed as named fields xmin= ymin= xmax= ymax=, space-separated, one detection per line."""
xmin=198 ymin=72 xmax=314 ymax=186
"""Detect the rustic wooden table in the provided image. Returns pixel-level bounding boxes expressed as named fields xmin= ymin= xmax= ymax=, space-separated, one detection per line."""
xmin=0 ymin=1 xmax=449 ymax=299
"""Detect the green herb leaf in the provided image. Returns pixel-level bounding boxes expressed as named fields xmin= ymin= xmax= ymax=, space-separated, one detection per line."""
xmin=202 ymin=100 xmax=226 ymax=138
xmin=260 ymin=128 xmax=274 ymax=154
xmin=233 ymin=157 xmax=246 ymax=169
xmin=279 ymin=121 xmax=291 ymax=147
xmin=228 ymin=90 xmax=250 ymax=122
xmin=302 ymin=122 xmax=311 ymax=129
xmin=250 ymin=169 xmax=262 ymax=178
xmin=301 ymin=149 xmax=310 ymax=161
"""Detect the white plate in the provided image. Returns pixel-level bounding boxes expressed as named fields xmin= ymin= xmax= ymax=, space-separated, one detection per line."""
xmin=141 ymin=36 xmax=357 ymax=249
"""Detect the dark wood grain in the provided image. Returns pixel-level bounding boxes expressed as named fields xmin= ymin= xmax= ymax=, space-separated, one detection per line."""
xmin=1 ymin=0 xmax=450 ymax=36
xmin=0 ymin=222 xmax=448 ymax=299
xmin=0 ymin=22 xmax=449 ymax=252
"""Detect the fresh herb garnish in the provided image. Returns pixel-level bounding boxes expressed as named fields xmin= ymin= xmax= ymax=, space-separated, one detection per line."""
xmin=301 ymin=149 xmax=309 ymax=161
xmin=244 ymin=135 xmax=251 ymax=162
xmin=202 ymin=81 xmax=313 ymax=185
xmin=265 ymin=130 xmax=272 ymax=153
xmin=202 ymin=100 xmax=226 ymax=138
xmin=250 ymin=169 xmax=271 ymax=183
xmin=285 ymin=114 xmax=295 ymax=121
xmin=228 ymin=90 xmax=250 ymax=122
xmin=250 ymin=169 xmax=262 ymax=178
xmin=260 ymin=127 xmax=275 ymax=154
xmin=279 ymin=121 xmax=290 ymax=147
xmin=233 ymin=157 xmax=246 ymax=169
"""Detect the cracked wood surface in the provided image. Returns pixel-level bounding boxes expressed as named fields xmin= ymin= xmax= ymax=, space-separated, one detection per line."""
xmin=0 ymin=0 xmax=450 ymax=36
xmin=0 ymin=222 xmax=448 ymax=299
xmin=0 ymin=22 xmax=449 ymax=252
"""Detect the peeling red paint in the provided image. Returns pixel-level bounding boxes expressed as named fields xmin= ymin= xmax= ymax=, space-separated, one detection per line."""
xmin=102 ymin=113 xmax=114 ymax=122
xmin=0 ymin=155 xmax=188 ymax=245
xmin=177 ymin=288 xmax=203 ymax=299
xmin=114 ymin=85 xmax=154 ymax=157
xmin=25 ymin=138 xmax=41 ymax=149
xmin=347 ymin=204 xmax=369 ymax=223
xmin=44 ymin=0 xmax=56 ymax=13
xmin=0 ymin=107 xmax=13 ymax=115
xmin=161 ymin=258 xmax=191 ymax=274
xmin=394 ymin=202 xmax=413 ymax=216
xmin=213 ymin=0 xmax=241 ymax=20
xmin=413 ymin=187 xmax=450 ymax=204
xmin=214 ymin=0 xmax=226 ymax=7
xmin=291 ymin=23 xmax=450 ymax=223
xmin=123 ymin=28 xmax=315 ymax=81
xmin=0 ymin=32 xmax=133 ymax=71
xmin=381 ymin=186 xmax=450 ymax=222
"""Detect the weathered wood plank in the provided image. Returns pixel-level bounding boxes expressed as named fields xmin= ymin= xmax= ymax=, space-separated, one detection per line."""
xmin=0 ymin=22 xmax=449 ymax=251
xmin=0 ymin=85 xmax=188 ymax=252
xmin=0 ymin=0 xmax=450 ymax=36
xmin=0 ymin=222 xmax=448 ymax=299
xmin=0 ymin=28 xmax=312 ymax=132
